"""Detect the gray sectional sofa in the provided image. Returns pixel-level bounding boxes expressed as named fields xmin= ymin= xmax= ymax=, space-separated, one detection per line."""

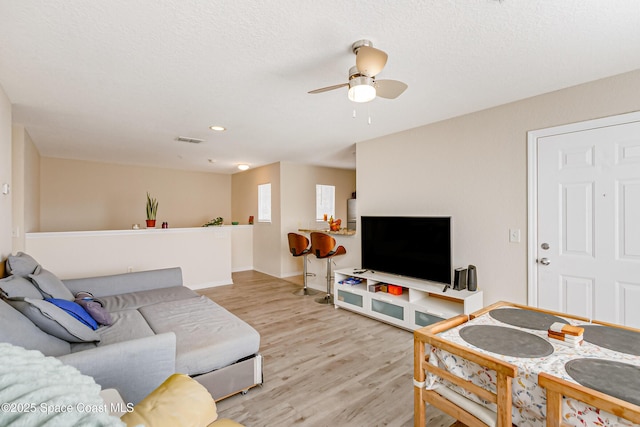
xmin=0 ymin=253 xmax=262 ymax=404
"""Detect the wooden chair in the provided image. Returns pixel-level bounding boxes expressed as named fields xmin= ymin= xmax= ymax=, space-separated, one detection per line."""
xmin=414 ymin=315 xmax=518 ymax=427
xmin=287 ymin=233 xmax=318 ymax=296
xmin=310 ymin=232 xmax=346 ymax=305
xmin=538 ymin=372 xmax=640 ymax=427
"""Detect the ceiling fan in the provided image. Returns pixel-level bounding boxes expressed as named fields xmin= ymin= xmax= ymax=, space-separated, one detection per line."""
xmin=308 ymin=39 xmax=408 ymax=103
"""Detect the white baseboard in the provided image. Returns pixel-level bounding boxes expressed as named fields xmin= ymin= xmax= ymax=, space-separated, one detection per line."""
xmin=186 ymin=278 xmax=232 ymax=290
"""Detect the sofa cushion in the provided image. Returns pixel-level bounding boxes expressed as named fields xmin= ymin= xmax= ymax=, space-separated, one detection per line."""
xmin=8 ymin=298 xmax=100 ymax=343
xmin=101 ymin=286 xmax=198 ymax=312
xmin=97 ymin=309 xmax=156 ymax=346
xmin=63 ymin=267 xmax=183 ymax=297
xmin=0 ymin=298 xmax=70 ymax=356
xmin=29 ymin=267 xmax=75 ymax=300
xmin=120 ymin=373 xmax=218 ymax=427
xmin=69 ymin=309 xmax=157 ymax=353
xmin=139 ymin=296 xmax=260 ymax=376
xmin=0 ymin=275 xmax=43 ymax=299
xmin=5 ymin=252 xmax=40 ymax=277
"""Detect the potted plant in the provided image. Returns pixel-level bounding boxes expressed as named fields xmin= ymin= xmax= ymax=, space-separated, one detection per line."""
xmin=146 ymin=192 xmax=158 ymax=228
xmin=202 ymin=217 xmax=224 ymax=227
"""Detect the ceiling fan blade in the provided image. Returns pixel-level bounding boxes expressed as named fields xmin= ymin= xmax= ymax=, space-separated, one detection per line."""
xmin=355 ymin=46 xmax=388 ymax=77
xmin=308 ymin=82 xmax=349 ymax=94
xmin=375 ymin=79 xmax=408 ymax=99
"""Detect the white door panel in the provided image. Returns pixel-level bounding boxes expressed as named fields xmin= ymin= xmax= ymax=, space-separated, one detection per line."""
xmin=619 ymin=282 xmax=640 ymax=326
xmin=619 ymin=180 xmax=640 ymax=260
xmin=562 ymin=275 xmax=593 ymax=319
xmin=535 ymin=119 xmax=640 ymax=326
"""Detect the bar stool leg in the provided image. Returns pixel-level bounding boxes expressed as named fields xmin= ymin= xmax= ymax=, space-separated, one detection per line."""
xmin=315 ymin=258 xmax=334 ymax=304
xmin=292 ymin=255 xmax=319 ymax=296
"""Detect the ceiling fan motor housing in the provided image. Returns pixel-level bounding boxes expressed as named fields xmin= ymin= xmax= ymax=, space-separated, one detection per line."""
xmin=352 ymin=39 xmax=374 ymax=54
xmin=348 ymin=65 xmax=371 ymax=81
xmin=349 ymin=75 xmax=374 ymax=88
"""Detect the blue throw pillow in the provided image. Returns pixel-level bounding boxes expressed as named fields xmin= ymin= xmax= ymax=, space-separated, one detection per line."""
xmin=45 ymin=298 xmax=99 ymax=330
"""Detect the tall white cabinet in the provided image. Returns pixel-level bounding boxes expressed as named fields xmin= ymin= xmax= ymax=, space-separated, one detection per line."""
xmin=334 ymin=268 xmax=483 ymax=331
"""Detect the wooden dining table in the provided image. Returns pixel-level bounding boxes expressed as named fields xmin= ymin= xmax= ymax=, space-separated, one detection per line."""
xmin=414 ymin=301 xmax=640 ymax=427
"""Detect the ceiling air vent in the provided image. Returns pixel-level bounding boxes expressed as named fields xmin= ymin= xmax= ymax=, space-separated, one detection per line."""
xmin=175 ymin=136 xmax=204 ymax=144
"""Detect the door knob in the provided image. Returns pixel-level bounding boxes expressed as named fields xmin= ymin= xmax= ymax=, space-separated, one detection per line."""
xmin=539 ymin=258 xmax=551 ymax=265
xmin=541 ymin=243 xmax=550 ymax=250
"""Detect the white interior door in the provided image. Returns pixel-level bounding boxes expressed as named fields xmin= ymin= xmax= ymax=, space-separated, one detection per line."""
xmin=531 ymin=114 xmax=640 ymax=326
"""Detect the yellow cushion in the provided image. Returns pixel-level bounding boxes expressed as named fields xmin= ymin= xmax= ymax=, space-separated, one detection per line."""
xmin=121 ymin=373 xmax=217 ymax=427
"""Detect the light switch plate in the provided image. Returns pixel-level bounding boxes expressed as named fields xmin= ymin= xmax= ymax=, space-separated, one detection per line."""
xmin=509 ymin=228 xmax=521 ymax=243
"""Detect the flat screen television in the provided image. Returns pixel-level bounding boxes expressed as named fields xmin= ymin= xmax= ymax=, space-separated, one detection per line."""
xmin=360 ymin=216 xmax=452 ymax=284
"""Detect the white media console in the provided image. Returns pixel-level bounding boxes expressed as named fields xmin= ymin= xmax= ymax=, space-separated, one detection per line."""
xmin=334 ymin=268 xmax=484 ymax=331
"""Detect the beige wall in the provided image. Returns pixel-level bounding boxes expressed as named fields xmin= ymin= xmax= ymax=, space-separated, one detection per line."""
xmin=24 ymin=130 xmax=40 ymax=234
xmin=11 ymin=125 xmax=40 ymax=251
xmin=357 ymin=69 xmax=640 ymax=307
xmin=231 ymin=161 xmax=355 ymax=278
xmin=280 ymin=162 xmax=356 ymax=277
xmin=40 ymin=158 xmax=231 ymax=231
xmin=0 ymin=85 xmax=11 ymax=262
xmin=231 ymin=162 xmax=281 ymax=276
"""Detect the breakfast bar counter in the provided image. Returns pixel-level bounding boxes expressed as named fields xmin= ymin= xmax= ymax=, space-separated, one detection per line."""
xmin=293 ymin=228 xmax=359 ymax=291
xmin=297 ymin=228 xmax=356 ymax=236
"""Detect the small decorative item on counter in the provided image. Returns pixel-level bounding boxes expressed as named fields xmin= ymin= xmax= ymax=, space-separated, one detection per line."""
xmin=202 ymin=217 xmax=224 ymax=227
xmin=132 ymin=224 xmax=140 ymax=230
xmin=232 ymin=221 xmax=239 ymax=225
xmin=329 ymin=217 xmax=342 ymax=231
xmin=248 ymin=215 xmax=254 ymax=225
xmin=161 ymin=222 xmax=168 ymax=229
xmin=146 ymin=192 xmax=158 ymax=228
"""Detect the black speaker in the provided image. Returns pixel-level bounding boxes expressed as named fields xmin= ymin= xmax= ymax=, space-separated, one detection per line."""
xmin=467 ymin=265 xmax=477 ymax=291
xmin=453 ymin=268 xmax=467 ymax=290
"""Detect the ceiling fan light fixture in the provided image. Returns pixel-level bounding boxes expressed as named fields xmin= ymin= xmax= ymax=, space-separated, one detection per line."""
xmin=237 ymin=164 xmax=250 ymax=171
xmin=348 ymin=76 xmax=376 ymax=103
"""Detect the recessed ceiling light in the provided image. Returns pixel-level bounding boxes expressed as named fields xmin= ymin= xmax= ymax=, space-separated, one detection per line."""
xmin=209 ymin=125 xmax=226 ymax=132
xmin=237 ymin=164 xmax=250 ymax=171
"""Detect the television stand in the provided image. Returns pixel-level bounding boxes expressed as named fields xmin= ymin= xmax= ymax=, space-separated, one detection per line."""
xmin=334 ymin=268 xmax=483 ymax=330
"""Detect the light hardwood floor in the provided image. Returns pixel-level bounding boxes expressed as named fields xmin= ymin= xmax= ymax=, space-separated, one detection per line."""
xmin=199 ymin=270 xmax=455 ymax=427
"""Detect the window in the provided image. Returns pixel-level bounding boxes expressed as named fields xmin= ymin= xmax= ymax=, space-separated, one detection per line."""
xmin=316 ymin=184 xmax=335 ymax=221
xmin=258 ymin=183 xmax=271 ymax=223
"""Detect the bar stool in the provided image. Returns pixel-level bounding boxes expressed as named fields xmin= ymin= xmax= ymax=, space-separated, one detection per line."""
xmin=310 ymin=232 xmax=346 ymax=305
xmin=287 ymin=233 xmax=319 ymax=296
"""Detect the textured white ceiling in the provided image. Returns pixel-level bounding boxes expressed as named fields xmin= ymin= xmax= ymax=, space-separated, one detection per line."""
xmin=1 ymin=1 xmax=640 ymax=173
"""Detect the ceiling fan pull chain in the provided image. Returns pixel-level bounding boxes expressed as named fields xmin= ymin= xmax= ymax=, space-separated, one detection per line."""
xmin=353 ymin=109 xmax=357 ymax=118
xmin=368 ymin=104 xmax=372 ymax=125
